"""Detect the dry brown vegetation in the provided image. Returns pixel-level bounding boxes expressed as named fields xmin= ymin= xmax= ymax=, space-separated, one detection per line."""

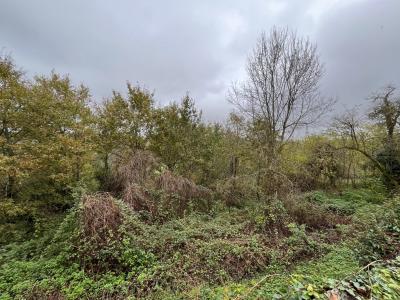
xmin=283 ymin=194 xmax=351 ymax=230
xmin=111 ymin=150 xmax=158 ymax=189
xmin=111 ymin=150 xmax=212 ymax=220
xmin=78 ymin=193 xmax=124 ymax=273
xmin=25 ymin=287 xmax=65 ymax=300
xmin=216 ymin=176 xmax=258 ymax=208
xmin=81 ymin=193 xmax=123 ymax=243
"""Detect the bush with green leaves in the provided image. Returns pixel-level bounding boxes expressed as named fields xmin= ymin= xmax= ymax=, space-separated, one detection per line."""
xmin=353 ymin=196 xmax=400 ymax=264
xmin=275 ymin=256 xmax=400 ymax=299
xmin=2 ymin=187 xmax=399 ymax=299
xmin=1 ymin=192 xmax=346 ymax=299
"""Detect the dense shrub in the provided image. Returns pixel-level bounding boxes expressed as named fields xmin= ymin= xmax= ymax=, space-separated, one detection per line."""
xmin=287 ymin=169 xmax=318 ymax=192
xmin=259 ymin=169 xmax=296 ymax=198
xmin=305 ymin=187 xmax=387 ymax=216
xmin=76 ymin=193 xmax=124 ymax=273
xmin=81 ymin=193 xmax=123 ymax=244
xmin=189 ymin=246 xmax=359 ymax=299
xmin=354 ymin=197 xmax=400 ymax=264
xmin=1 ymin=192 xmax=345 ymax=299
xmin=376 ymin=143 xmax=400 ymax=188
xmin=2 ymin=187 xmax=399 ymax=299
xmin=284 ymin=194 xmax=350 ymax=230
xmin=215 ymin=176 xmax=258 ymax=208
xmin=110 ymin=150 xmax=212 ymax=221
xmin=275 ymin=256 xmax=400 ymax=299
xmin=261 ymin=199 xmax=291 ymax=236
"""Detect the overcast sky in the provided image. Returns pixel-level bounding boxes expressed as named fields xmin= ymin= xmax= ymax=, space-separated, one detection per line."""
xmin=1 ymin=0 xmax=399 ymax=123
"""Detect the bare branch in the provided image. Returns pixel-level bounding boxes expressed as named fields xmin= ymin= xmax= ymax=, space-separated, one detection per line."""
xmin=229 ymin=27 xmax=332 ymax=157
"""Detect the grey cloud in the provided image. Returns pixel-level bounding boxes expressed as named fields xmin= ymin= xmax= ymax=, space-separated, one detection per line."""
xmin=1 ymin=0 xmax=399 ymax=122
xmin=316 ymin=0 xmax=400 ymax=112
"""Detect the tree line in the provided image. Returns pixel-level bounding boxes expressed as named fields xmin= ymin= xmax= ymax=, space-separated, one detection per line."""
xmin=1 ymin=27 xmax=400 ymax=216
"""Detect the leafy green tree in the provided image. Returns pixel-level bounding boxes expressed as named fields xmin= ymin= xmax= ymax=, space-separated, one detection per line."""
xmin=95 ymin=92 xmax=136 ymax=173
xmin=18 ymin=72 xmax=95 ymax=202
xmin=0 ymin=55 xmax=29 ymax=198
xmin=368 ymin=86 xmax=400 ymax=187
xmin=149 ymin=94 xmax=213 ymax=183
xmin=369 ymin=86 xmax=400 ymax=143
xmin=94 ymin=84 xmax=154 ymax=184
xmin=1 ymin=56 xmax=96 ymax=205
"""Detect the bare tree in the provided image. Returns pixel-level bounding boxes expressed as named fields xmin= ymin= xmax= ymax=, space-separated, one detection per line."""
xmin=368 ymin=85 xmax=400 ymax=142
xmin=230 ymin=27 xmax=332 ymax=164
xmin=332 ymin=108 xmax=398 ymax=188
xmin=332 ymin=108 xmax=367 ymax=150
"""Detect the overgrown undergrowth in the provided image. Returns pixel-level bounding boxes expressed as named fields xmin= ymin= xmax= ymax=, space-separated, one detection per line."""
xmin=1 ymin=186 xmax=400 ymax=299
